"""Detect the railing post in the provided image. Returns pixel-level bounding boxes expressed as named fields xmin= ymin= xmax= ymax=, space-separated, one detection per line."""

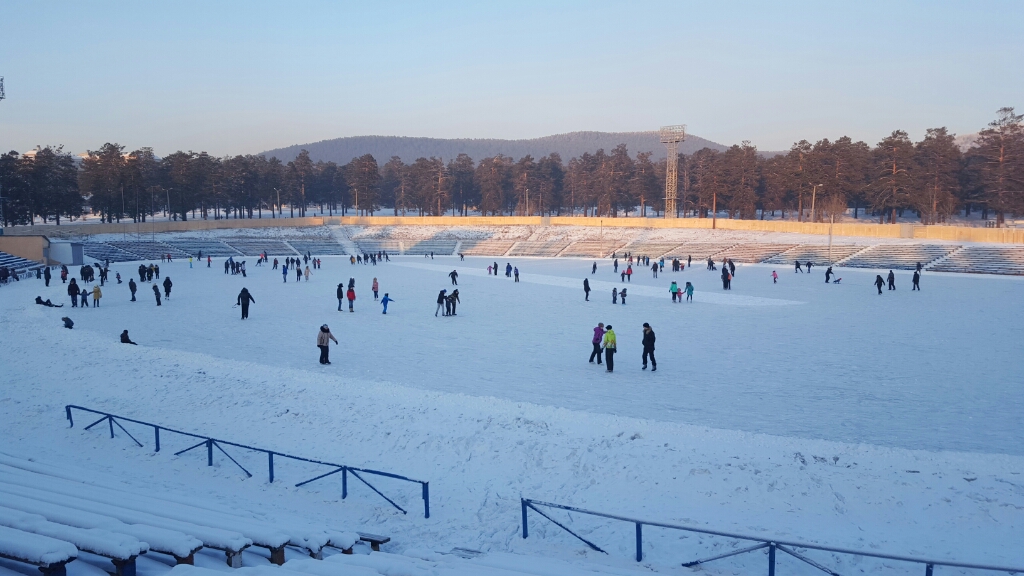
xmin=341 ymin=467 xmax=347 ymax=499
xmin=66 ymin=406 xmax=73 ymax=427
xmin=268 ymin=453 xmax=274 ymax=483
xmin=635 ymin=522 xmax=643 ymax=562
xmin=768 ymin=543 xmax=776 ymax=576
xmin=206 ymin=439 xmax=213 ymax=466
xmin=926 ymin=564 xmax=934 ymax=576
xmin=154 ymin=427 xmax=160 ymax=452
xmin=108 ymin=416 xmax=115 ymax=439
xmin=422 ymin=482 xmax=430 ymax=519
xmin=522 ymin=499 xmax=528 ymax=539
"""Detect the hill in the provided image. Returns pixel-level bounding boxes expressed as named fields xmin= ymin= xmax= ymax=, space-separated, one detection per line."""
xmin=259 ymin=131 xmax=728 ymax=164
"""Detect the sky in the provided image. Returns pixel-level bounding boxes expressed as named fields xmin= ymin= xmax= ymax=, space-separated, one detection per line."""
xmin=0 ymin=1 xmax=1020 ymax=157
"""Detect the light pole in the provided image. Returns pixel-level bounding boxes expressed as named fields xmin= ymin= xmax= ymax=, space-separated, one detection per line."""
xmin=810 ymin=184 xmax=823 ymax=223
xmin=165 ymin=188 xmax=172 ymax=221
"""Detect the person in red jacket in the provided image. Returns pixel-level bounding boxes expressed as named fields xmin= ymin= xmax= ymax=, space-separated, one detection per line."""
xmin=346 ymin=287 xmax=356 ymax=312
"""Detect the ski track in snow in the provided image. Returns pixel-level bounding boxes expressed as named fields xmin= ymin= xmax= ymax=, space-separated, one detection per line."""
xmin=0 ymin=254 xmax=1021 ymax=574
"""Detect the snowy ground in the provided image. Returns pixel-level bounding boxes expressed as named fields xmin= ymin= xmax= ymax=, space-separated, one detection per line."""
xmin=0 ymin=255 xmax=1021 ymax=574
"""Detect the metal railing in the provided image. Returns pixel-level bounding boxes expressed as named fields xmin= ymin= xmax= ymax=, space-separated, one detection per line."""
xmin=521 ymin=498 xmax=1022 ymax=575
xmin=65 ymin=405 xmax=430 ymax=518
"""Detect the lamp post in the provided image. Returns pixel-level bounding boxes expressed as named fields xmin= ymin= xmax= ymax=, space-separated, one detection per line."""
xmin=810 ymin=184 xmax=823 ymax=223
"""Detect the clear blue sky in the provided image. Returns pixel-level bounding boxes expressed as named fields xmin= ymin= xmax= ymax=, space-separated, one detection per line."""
xmin=1 ymin=1 xmax=1020 ymax=156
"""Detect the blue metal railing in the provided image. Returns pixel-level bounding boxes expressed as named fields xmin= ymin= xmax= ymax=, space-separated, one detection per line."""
xmin=65 ymin=405 xmax=429 ymax=518
xmin=521 ymin=498 xmax=1023 ymax=575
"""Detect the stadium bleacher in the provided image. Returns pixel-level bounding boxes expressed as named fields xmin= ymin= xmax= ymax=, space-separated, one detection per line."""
xmin=558 ymin=241 xmax=626 ymax=258
xmin=106 ymin=241 xmax=191 ymax=261
xmin=163 ymin=240 xmax=242 ymax=258
xmin=766 ymin=244 xmax=868 ymax=267
xmin=352 ymin=240 xmax=403 ymax=255
xmin=286 ymin=240 xmax=348 ymax=256
xmin=663 ymin=242 xmax=737 ymax=261
xmin=0 ymin=250 xmax=43 ymax=276
xmin=402 ymin=240 xmax=457 ymax=256
xmin=507 ymin=240 xmax=571 ymax=257
xmin=615 ymin=242 xmax=685 ymax=259
xmin=928 ymin=245 xmax=1024 ymax=275
xmin=457 ymin=239 xmax=516 ymax=256
xmin=82 ymin=243 xmax=143 ymax=263
xmin=221 ymin=240 xmax=297 ymax=257
xmin=713 ymin=243 xmax=796 ymax=263
xmin=841 ymin=244 xmax=961 ymax=270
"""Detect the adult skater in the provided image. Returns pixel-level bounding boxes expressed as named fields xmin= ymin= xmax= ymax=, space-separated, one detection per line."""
xmin=625 ymin=265 xmax=632 ymax=282
xmin=120 ymin=330 xmax=137 ymax=345
xmin=282 ymin=264 xmax=288 ymax=283
xmin=449 ymin=270 xmax=458 ymax=285
xmin=152 ymin=284 xmax=161 ymax=306
xmin=505 ymin=263 xmax=512 ymax=278
xmin=721 ymin=268 xmax=730 ymax=290
xmin=514 ymin=267 xmax=519 ymax=282
xmin=237 ymin=287 xmax=254 ymax=319
xmin=589 ymin=322 xmax=605 ymax=364
xmin=614 ymin=258 xmax=619 ymax=273
xmin=35 ymin=296 xmax=62 ymax=307
xmin=92 ymin=285 xmax=102 ymax=307
xmin=61 ymin=316 xmax=74 ymax=329
xmin=795 ymin=260 xmax=803 ymax=273
xmin=642 ymin=323 xmax=656 ymax=371
xmin=670 ymin=281 xmax=679 ymax=302
xmin=493 ymin=262 xmax=498 ymax=277
xmin=772 ymin=270 xmax=778 ymax=284
xmin=317 ymin=324 xmax=338 ymax=364
xmin=684 ymin=281 xmax=694 ymax=302
xmin=687 ymin=255 xmax=692 ymax=268
xmin=602 ymin=324 xmax=617 ymax=372
xmin=916 ymin=261 xmax=923 ymax=273
xmin=592 ymin=262 xmax=597 ymax=274
xmin=874 ymin=275 xmax=885 ymax=294
xmin=806 ymin=261 xmax=814 ymax=274
xmin=381 ymin=293 xmax=394 ymax=314
xmin=336 ymin=283 xmax=345 ymax=311
xmin=619 ymin=288 xmax=627 ymax=304
xmin=43 ymin=266 xmax=51 ymax=287
xmin=825 ymin=266 xmax=833 ymax=284
xmin=67 ymin=279 xmax=79 ymax=307
xmin=372 ymin=278 xmax=379 ymax=300
xmin=346 ymin=286 xmax=356 ymax=312
xmin=128 ymin=278 xmax=137 ymax=301
xmin=296 ymin=266 xmax=302 ymax=282
xmin=449 ymin=289 xmax=460 ymax=315
xmin=612 ymin=287 xmax=617 ymax=304
xmin=163 ymin=277 xmax=172 ymax=299
xmin=912 ymin=270 xmax=921 ymax=290
xmin=652 ymin=262 xmax=658 ymax=278
xmin=887 ymin=270 xmax=896 ymax=290
xmin=583 ymin=278 xmax=591 ymax=301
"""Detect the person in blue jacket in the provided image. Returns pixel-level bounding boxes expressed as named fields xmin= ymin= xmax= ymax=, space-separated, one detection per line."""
xmin=381 ymin=293 xmax=394 ymax=314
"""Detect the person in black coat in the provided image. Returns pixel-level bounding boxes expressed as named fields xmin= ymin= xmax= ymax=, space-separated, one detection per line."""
xmin=583 ymin=278 xmax=591 ymax=301
xmin=337 ymin=283 xmax=345 ymax=311
xmin=887 ymin=270 xmax=896 ymax=290
xmin=237 ymin=287 xmax=254 ymax=319
xmin=120 ymin=330 xmax=137 ymax=345
xmin=912 ymin=270 xmax=921 ymax=290
xmin=162 ymin=277 xmax=173 ymax=298
xmin=642 ymin=323 xmax=656 ymax=371
xmin=129 ymin=278 xmax=137 ymax=301
xmin=152 ymin=284 xmax=161 ymax=306
xmin=435 ymin=289 xmax=447 ymax=317
xmin=67 ymin=279 xmax=79 ymax=307
xmin=874 ymin=275 xmax=885 ymax=294
xmin=44 ymin=266 xmax=51 ymax=286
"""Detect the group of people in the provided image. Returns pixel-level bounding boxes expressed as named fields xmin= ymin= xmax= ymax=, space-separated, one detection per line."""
xmin=435 ymin=289 xmax=460 ymax=316
xmin=588 ymin=322 xmax=656 ymax=373
xmin=350 ymin=251 xmax=388 ymax=265
xmin=487 ymin=262 xmax=519 ymax=281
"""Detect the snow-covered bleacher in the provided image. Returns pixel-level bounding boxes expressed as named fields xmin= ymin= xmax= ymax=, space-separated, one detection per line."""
xmin=82 ymin=242 xmax=142 ymax=263
xmin=222 ymin=240 xmax=297 ymax=257
xmin=286 ymin=240 xmax=347 ymax=256
xmin=840 ymin=244 xmax=959 ymax=270
xmin=929 ymin=245 xmax=1024 ymax=275
xmin=713 ymin=243 xmax=796 ymax=263
xmin=458 ymin=239 xmax=515 ymax=256
xmin=0 ymin=250 xmax=43 ymax=276
xmin=766 ymin=244 xmax=868 ymax=266
xmin=614 ymin=242 xmax=683 ymax=259
xmin=106 ymin=241 xmax=191 ymax=261
xmin=559 ymin=241 xmax=626 ymax=258
xmin=163 ymin=240 xmax=242 ymax=258
xmin=507 ymin=240 xmax=571 ymax=257
xmin=352 ymin=240 xmax=402 ymax=255
xmin=0 ymin=453 xmax=366 ymax=575
xmin=402 ymin=240 xmax=457 ymax=256
xmin=663 ymin=242 xmax=736 ymax=261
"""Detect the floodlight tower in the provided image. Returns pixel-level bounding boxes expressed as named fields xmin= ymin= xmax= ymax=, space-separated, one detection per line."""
xmin=0 ymin=78 xmax=5 ymax=233
xmin=660 ymin=125 xmax=686 ymax=218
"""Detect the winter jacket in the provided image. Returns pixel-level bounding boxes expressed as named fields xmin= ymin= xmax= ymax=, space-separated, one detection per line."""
xmin=317 ymin=328 xmax=338 ymax=346
xmin=237 ymin=290 xmax=255 ymax=305
xmin=669 ymin=282 xmax=678 ymax=294
xmin=372 ymin=280 xmax=379 ymax=291
xmin=642 ymin=329 xmax=656 ymax=351
xmin=337 ymin=284 xmax=345 ymax=299
xmin=346 ymin=289 xmax=356 ymax=301
xmin=129 ymin=279 xmax=137 ymax=293
xmin=92 ymin=286 xmax=102 ymax=300
xmin=163 ymin=278 xmax=172 ymax=290
xmin=67 ymin=282 xmax=78 ymax=297
xmin=602 ymin=329 xmax=616 ymax=350
xmin=592 ymin=326 xmax=605 ymax=344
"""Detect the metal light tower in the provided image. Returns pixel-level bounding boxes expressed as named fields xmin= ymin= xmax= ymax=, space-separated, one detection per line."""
xmin=660 ymin=125 xmax=686 ymax=218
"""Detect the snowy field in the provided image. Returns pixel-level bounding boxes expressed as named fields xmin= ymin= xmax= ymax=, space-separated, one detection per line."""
xmin=0 ymin=254 xmax=1021 ymax=574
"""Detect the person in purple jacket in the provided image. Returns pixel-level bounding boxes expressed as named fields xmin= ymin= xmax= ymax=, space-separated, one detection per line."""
xmin=589 ymin=322 xmax=605 ymax=365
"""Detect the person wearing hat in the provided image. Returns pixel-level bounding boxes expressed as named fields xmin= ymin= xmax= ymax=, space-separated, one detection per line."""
xmin=601 ymin=324 xmax=617 ymax=372
xmin=317 ymin=324 xmax=338 ymax=365
xmin=642 ymin=323 xmax=656 ymax=371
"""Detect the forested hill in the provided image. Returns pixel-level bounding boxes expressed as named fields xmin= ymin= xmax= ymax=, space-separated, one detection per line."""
xmin=260 ymin=131 xmax=728 ymax=163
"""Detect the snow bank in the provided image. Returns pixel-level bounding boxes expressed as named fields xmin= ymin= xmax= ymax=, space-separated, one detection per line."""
xmin=0 ymin=505 xmax=147 ymax=559
xmin=0 ymin=524 xmax=77 ymax=565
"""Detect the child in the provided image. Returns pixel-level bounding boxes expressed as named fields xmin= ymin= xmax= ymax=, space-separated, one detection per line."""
xmin=381 ymin=293 xmax=394 ymax=314
xmin=772 ymin=270 xmax=778 ymax=284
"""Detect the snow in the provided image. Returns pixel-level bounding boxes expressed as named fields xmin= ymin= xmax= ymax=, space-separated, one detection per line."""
xmin=0 ymin=251 xmax=1022 ymax=575
xmin=0 ymin=505 xmax=147 ymax=559
xmin=0 ymin=525 xmax=78 ymax=566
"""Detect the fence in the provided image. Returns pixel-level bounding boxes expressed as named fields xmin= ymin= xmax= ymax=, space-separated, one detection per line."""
xmin=521 ymin=499 xmax=1022 ymax=575
xmin=65 ymin=405 xmax=430 ymax=518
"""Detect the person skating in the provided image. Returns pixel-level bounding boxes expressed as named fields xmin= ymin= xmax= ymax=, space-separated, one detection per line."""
xmin=444 ymin=292 xmax=453 ymax=316
xmin=625 ymin=265 xmax=632 ymax=282
xmin=916 ymin=261 xmax=923 ymax=273
xmin=381 ymin=293 xmax=394 ymax=314
xmin=825 ymin=266 xmax=833 ymax=284
xmin=128 ymin=278 xmax=137 ymax=302
xmin=619 ymin=287 xmax=627 ymax=304
xmin=684 ymin=281 xmax=694 ymax=302
xmin=317 ymin=324 xmax=338 ymax=364
xmin=296 ymin=266 xmax=302 ymax=282
xmin=80 ymin=287 xmax=89 ymax=308
xmin=346 ymin=286 xmax=356 ymax=312
xmin=35 ymin=296 xmax=62 ymax=307
xmin=912 ymin=270 xmax=921 ymax=290
xmin=61 ymin=316 xmax=74 ymax=329
xmin=449 ymin=270 xmax=458 ymax=285
xmin=887 ymin=270 xmax=896 ymax=290
xmin=282 ymin=264 xmax=288 ymax=283
xmin=60 ymin=267 xmax=68 ymax=284
xmin=120 ymin=330 xmax=137 ymax=345
xmin=772 ymin=270 xmax=778 ymax=284
xmin=43 ymin=266 xmax=51 ymax=287
xmin=795 ymin=260 xmax=803 ymax=273
xmin=589 ymin=322 xmax=605 ymax=364
xmin=806 ymin=261 xmax=814 ymax=274
xmin=687 ymin=255 xmax=692 ymax=268
xmin=613 ymin=258 xmax=618 ymax=273
xmin=493 ymin=262 xmax=498 ymax=277
xmin=151 ymin=284 xmax=161 ymax=306
xmin=336 ymin=283 xmax=345 ymax=311
xmin=505 ymin=263 xmax=512 ymax=277
xmin=304 ymin=266 xmax=311 ymax=281
xmin=652 ymin=262 xmax=658 ymax=278
xmin=92 ymin=285 xmax=102 ymax=307
xmin=372 ymin=278 xmax=379 ymax=300
xmin=641 ymin=323 xmax=656 ymax=371
xmin=612 ymin=287 xmax=617 ymax=304
xmin=154 ymin=264 xmax=160 ymax=279
xmin=237 ymin=287 xmax=254 ymax=319
xmin=728 ymin=259 xmax=736 ymax=276
xmin=592 ymin=262 xmax=597 ymax=274
xmin=721 ymin=267 xmax=729 ymax=290
xmin=162 ymin=277 xmax=172 ymax=299
xmin=670 ymin=281 xmax=679 ymax=302
xmin=207 ymin=256 xmax=212 ymax=268
xmin=67 ymin=279 xmax=79 ymax=307
xmin=583 ymin=278 xmax=591 ymax=301
xmin=601 ymin=325 xmax=616 ymax=372
xmin=514 ymin=267 xmax=519 ymax=282
xmin=116 ymin=272 xmax=121 ymax=284
xmin=449 ymin=289 xmax=460 ymax=315
xmin=874 ymin=275 xmax=885 ymax=294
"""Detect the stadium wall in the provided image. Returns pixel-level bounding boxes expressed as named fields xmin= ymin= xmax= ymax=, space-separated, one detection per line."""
xmin=0 ymin=235 xmax=49 ymax=263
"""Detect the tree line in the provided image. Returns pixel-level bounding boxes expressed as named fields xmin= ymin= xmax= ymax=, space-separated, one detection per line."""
xmin=1 ymin=107 xmax=1020 ymax=227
